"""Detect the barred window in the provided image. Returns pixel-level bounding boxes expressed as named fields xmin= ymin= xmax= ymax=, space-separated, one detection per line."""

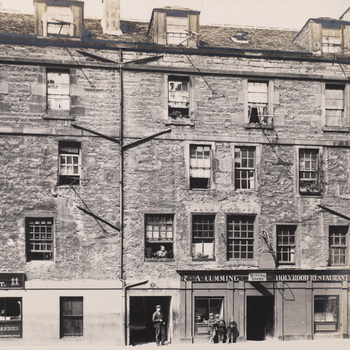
xmin=329 ymin=226 xmax=348 ymax=266
xmin=192 ymin=215 xmax=215 ymax=259
xmin=59 ymin=141 xmax=81 ymax=185
xmin=299 ymin=149 xmax=320 ymax=195
xmin=190 ymin=145 xmax=211 ymax=189
xmin=277 ymin=225 xmax=296 ymax=264
xmin=60 ymin=297 xmax=83 ymax=337
xmin=235 ymin=147 xmax=255 ymax=190
xmin=47 ymin=70 xmax=70 ymax=112
xmin=145 ymin=214 xmax=174 ymax=260
xmin=227 ymin=215 xmax=254 ymax=259
xmin=26 ymin=218 xmax=53 ymax=261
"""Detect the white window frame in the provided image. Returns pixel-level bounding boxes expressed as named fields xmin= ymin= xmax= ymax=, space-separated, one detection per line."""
xmin=322 ymin=28 xmax=342 ymax=53
xmin=298 ymin=148 xmax=322 ymax=195
xmin=329 ymin=226 xmax=348 ymax=266
xmin=167 ymin=16 xmax=189 ymax=45
xmin=276 ymin=225 xmax=296 ymax=265
xmin=58 ymin=141 xmax=81 ymax=186
xmin=192 ymin=214 xmax=215 ymax=260
xmin=47 ymin=70 xmax=70 ymax=113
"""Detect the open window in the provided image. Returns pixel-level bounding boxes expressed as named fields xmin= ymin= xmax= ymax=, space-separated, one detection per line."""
xmin=26 ymin=218 xmax=53 ymax=261
xmin=168 ymin=76 xmax=190 ymax=118
xmin=145 ymin=214 xmax=174 ymax=260
xmin=299 ymin=149 xmax=321 ymax=195
xmin=190 ymin=145 xmax=211 ymax=189
xmin=47 ymin=70 xmax=70 ymax=113
xmin=248 ymin=81 xmax=268 ymax=125
xmin=192 ymin=215 xmax=215 ymax=260
xmin=58 ymin=141 xmax=81 ymax=185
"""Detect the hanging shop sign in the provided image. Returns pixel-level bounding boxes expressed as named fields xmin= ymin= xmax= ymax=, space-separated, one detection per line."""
xmin=0 ymin=274 xmax=25 ymax=289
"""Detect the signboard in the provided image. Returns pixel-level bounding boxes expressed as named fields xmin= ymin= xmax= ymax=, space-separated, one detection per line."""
xmin=248 ymin=273 xmax=266 ymax=282
xmin=0 ymin=322 xmax=21 ymax=338
xmin=0 ymin=274 xmax=25 ymax=289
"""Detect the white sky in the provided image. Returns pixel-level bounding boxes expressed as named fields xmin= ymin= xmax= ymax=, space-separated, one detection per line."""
xmin=1 ymin=0 xmax=350 ymax=29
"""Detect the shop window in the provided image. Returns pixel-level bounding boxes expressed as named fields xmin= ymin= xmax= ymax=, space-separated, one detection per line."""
xmin=248 ymin=81 xmax=268 ymax=124
xmin=322 ymin=29 xmax=342 ymax=53
xmin=26 ymin=218 xmax=53 ymax=261
xmin=145 ymin=214 xmax=174 ymax=260
xmin=190 ymin=145 xmax=211 ymax=189
xmin=314 ymin=296 xmax=338 ymax=332
xmin=192 ymin=215 xmax=215 ymax=260
xmin=329 ymin=226 xmax=348 ymax=266
xmin=60 ymin=297 xmax=83 ymax=338
xmin=58 ymin=141 xmax=81 ymax=185
xmin=195 ymin=297 xmax=223 ymax=335
xmin=168 ymin=76 xmax=189 ymax=118
xmin=325 ymin=84 xmax=345 ymax=127
xmin=299 ymin=149 xmax=321 ymax=195
xmin=47 ymin=70 xmax=70 ymax=112
xmin=277 ymin=225 xmax=296 ymax=264
xmin=234 ymin=147 xmax=255 ymax=190
xmin=227 ymin=215 xmax=254 ymax=260
xmin=0 ymin=298 xmax=22 ymax=338
xmin=167 ymin=16 xmax=188 ymax=45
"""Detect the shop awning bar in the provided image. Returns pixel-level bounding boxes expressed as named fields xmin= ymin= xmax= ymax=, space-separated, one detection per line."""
xmin=71 ymin=123 xmax=120 ymax=144
xmin=318 ymin=205 xmax=350 ymax=221
xmin=122 ymin=128 xmax=172 ymax=150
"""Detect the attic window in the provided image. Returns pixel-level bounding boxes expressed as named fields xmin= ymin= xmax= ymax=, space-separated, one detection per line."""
xmin=47 ymin=6 xmax=73 ymax=36
xmin=167 ymin=16 xmax=189 ymax=45
xmin=232 ymin=31 xmax=249 ymax=44
xmin=322 ymin=29 xmax=342 ymax=53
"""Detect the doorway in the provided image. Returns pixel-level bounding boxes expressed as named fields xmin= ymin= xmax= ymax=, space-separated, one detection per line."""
xmin=129 ymin=296 xmax=171 ymax=345
xmin=246 ymin=295 xmax=274 ymax=340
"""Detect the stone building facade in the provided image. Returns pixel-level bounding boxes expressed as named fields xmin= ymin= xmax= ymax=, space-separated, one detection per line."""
xmin=1 ymin=0 xmax=350 ymax=347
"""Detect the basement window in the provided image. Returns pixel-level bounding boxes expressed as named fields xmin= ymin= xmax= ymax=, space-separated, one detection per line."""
xmin=145 ymin=214 xmax=174 ymax=260
xmin=248 ymin=81 xmax=269 ymax=124
xmin=168 ymin=76 xmax=189 ymax=118
xmin=58 ymin=141 xmax=81 ymax=185
xmin=190 ymin=145 xmax=211 ymax=189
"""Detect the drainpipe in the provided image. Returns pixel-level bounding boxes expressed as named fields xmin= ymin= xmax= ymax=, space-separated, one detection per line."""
xmin=119 ymin=48 xmax=126 ymax=345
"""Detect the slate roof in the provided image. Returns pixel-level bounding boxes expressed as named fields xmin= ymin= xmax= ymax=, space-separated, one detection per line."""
xmin=0 ymin=11 xmax=312 ymax=54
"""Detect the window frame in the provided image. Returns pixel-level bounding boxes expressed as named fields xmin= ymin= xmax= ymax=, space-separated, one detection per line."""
xmin=314 ymin=295 xmax=339 ymax=333
xmin=168 ymin=75 xmax=190 ymax=118
xmin=322 ymin=83 xmax=349 ymax=130
xmin=58 ymin=141 xmax=81 ymax=186
xmin=276 ymin=225 xmax=297 ymax=265
xmin=322 ymin=28 xmax=342 ymax=53
xmin=166 ymin=16 xmax=189 ymax=46
xmin=227 ymin=214 xmax=255 ymax=261
xmin=194 ymin=297 xmax=223 ymax=335
xmin=234 ymin=146 xmax=256 ymax=190
xmin=144 ymin=214 xmax=175 ymax=261
xmin=0 ymin=297 xmax=22 ymax=338
xmin=26 ymin=218 xmax=54 ymax=262
xmin=329 ymin=226 xmax=348 ymax=266
xmin=297 ymin=147 xmax=322 ymax=196
xmin=60 ymin=297 xmax=83 ymax=338
xmin=192 ymin=214 xmax=216 ymax=260
xmin=46 ymin=69 xmax=71 ymax=115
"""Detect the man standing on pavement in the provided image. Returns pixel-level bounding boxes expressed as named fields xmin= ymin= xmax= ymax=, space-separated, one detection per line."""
xmin=152 ymin=304 xmax=166 ymax=346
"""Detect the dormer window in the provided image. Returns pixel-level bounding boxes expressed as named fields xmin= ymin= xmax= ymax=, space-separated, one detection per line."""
xmin=148 ymin=7 xmax=200 ymax=47
xmin=322 ymin=28 xmax=342 ymax=53
xmin=34 ymin=0 xmax=84 ymax=38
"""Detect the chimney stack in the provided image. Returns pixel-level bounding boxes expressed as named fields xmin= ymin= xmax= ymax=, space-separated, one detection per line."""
xmin=101 ymin=0 xmax=122 ymax=35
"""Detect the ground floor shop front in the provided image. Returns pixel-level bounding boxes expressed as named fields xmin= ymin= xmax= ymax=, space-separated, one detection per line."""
xmin=127 ymin=269 xmax=350 ymax=345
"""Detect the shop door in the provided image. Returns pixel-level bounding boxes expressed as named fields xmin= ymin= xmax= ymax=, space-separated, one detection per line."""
xmin=129 ymin=296 xmax=171 ymax=345
xmin=246 ymin=295 xmax=274 ymax=340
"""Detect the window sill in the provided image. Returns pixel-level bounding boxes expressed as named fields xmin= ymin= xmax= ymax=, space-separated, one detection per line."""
xmin=192 ymin=258 xmax=216 ymax=262
xmin=244 ymin=123 xmax=274 ymax=130
xmin=43 ymin=110 xmax=74 ymax=120
xmin=299 ymin=191 xmax=322 ymax=197
xmin=145 ymin=258 xmax=175 ymax=262
xmin=165 ymin=120 xmax=195 ymax=127
xmin=323 ymin=126 xmax=350 ymax=133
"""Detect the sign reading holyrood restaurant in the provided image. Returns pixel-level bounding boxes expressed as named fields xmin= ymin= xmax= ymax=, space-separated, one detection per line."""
xmin=178 ymin=270 xmax=350 ymax=282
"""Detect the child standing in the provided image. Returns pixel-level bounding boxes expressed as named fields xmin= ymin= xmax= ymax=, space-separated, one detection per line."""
xmin=226 ymin=316 xmax=238 ymax=344
xmin=217 ymin=317 xmax=226 ymax=343
xmin=208 ymin=313 xmax=217 ymax=343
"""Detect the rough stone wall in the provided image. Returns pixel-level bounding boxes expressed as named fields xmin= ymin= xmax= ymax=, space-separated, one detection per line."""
xmin=293 ymin=21 xmax=311 ymax=51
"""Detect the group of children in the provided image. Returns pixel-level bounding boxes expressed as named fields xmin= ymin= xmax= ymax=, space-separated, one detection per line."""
xmin=208 ymin=313 xmax=238 ymax=344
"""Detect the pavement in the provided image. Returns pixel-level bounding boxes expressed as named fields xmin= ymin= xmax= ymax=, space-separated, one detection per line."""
xmin=0 ymin=338 xmax=350 ymax=350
